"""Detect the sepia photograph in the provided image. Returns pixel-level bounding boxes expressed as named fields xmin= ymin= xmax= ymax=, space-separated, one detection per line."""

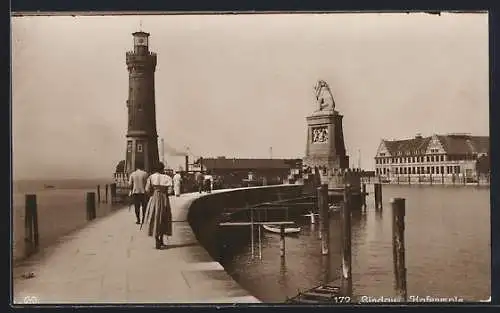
xmin=11 ymin=12 xmax=490 ymax=304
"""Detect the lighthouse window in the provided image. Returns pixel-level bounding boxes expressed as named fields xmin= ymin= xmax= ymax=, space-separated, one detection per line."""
xmin=137 ymin=144 xmax=143 ymax=152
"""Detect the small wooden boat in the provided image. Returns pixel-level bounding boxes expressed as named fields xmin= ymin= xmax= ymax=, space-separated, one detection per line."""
xmin=262 ymin=224 xmax=301 ymax=235
xmin=43 ymin=184 xmax=55 ymax=189
xmin=286 ymin=284 xmax=343 ymax=303
xmin=329 ymin=204 xmax=341 ymax=212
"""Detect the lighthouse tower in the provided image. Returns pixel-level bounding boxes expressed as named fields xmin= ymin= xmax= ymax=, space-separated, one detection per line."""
xmin=124 ymin=31 xmax=160 ymax=174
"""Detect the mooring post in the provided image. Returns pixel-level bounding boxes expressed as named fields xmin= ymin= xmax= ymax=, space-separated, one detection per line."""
xmin=362 ymin=183 xmax=367 ymax=208
xmin=86 ymin=192 xmax=96 ymax=221
xmin=97 ymin=185 xmax=101 ymax=204
xmin=280 ymin=225 xmax=285 ymax=258
xmin=391 ymin=197 xmax=407 ymax=302
xmin=397 ymin=174 xmax=400 ymax=184
xmin=319 ymin=184 xmax=329 ymax=255
xmin=258 ymin=210 xmax=262 ymax=260
xmin=341 ymin=184 xmax=353 ymax=297
xmin=105 ymin=184 xmax=109 ymax=203
xmin=441 ymin=172 xmax=444 ymax=185
xmin=250 ymin=206 xmax=255 ymax=259
xmin=408 ymin=174 xmax=411 ymax=185
xmin=25 ymin=194 xmax=39 ymax=256
xmin=374 ymin=183 xmax=382 ymax=210
xmin=430 ymin=173 xmax=433 ymax=185
xmin=317 ymin=186 xmax=323 ymax=240
xmin=463 ymin=174 xmax=466 ymax=185
xmin=110 ymin=183 xmax=117 ymax=204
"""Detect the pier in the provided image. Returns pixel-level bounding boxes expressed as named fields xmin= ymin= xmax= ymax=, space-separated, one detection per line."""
xmin=13 ymin=189 xmax=268 ymax=304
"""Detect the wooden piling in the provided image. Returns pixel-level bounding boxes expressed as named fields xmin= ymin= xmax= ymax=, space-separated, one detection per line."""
xmin=86 ymin=192 xmax=96 ymax=221
xmin=374 ymin=183 xmax=382 ymax=209
xmin=318 ymin=184 xmax=329 ymax=255
xmin=317 ymin=185 xmax=323 ymax=240
xmin=391 ymin=198 xmax=407 ymax=302
xmin=250 ymin=207 xmax=255 ymax=259
xmin=362 ymin=183 xmax=367 ymax=207
xmin=110 ymin=183 xmax=117 ymax=204
xmin=97 ymin=185 xmax=101 ymax=204
xmin=24 ymin=194 xmax=39 ymax=256
xmin=430 ymin=173 xmax=433 ymax=185
xmin=280 ymin=225 xmax=285 ymax=258
xmin=105 ymin=184 xmax=109 ymax=203
xmin=341 ymin=184 xmax=353 ymax=296
xmin=441 ymin=173 xmax=444 ymax=185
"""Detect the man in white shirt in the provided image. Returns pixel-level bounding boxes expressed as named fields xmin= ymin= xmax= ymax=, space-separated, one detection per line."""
xmin=173 ymin=171 xmax=182 ymax=197
xmin=129 ymin=160 xmax=149 ymax=224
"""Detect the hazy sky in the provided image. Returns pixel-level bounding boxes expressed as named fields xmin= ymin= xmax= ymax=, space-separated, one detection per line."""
xmin=12 ymin=12 xmax=489 ymax=180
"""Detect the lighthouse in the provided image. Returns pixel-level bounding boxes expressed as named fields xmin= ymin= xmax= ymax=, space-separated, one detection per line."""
xmin=124 ymin=31 xmax=160 ymax=174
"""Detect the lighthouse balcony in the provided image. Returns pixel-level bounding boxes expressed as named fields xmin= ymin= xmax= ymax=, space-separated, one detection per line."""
xmin=126 ymin=51 xmax=157 ymax=62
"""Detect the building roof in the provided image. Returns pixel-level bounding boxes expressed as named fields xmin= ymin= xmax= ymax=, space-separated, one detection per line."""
xmin=380 ymin=134 xmax=489 ymax=156
xmin=195 ymin=157 xmax=301 ymax=170
xmin=384 ymin=136 xmax=431 ymax=155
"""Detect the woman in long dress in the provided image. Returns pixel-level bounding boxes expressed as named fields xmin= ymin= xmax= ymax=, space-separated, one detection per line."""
xmin=142 ymin=162 xmax=173 ymax=249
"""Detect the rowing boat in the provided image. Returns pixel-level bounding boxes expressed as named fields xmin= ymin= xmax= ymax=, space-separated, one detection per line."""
xmin=262 ymin=224 xmax=301 ymax=235
xmin=286 ymin=284 xmax=343 ymax=303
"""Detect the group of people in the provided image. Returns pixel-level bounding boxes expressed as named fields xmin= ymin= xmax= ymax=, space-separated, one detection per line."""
xmin=195 ymin=171 xmax=214 ymax=193
xmin=128 ymin=161 xmax=183 ymax=250
xmin=127 ymin=161 xmax=215 ymax=249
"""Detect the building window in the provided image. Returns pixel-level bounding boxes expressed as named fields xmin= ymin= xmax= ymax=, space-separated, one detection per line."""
xmin=426 ymin=156 xmax=429 ymax=162
xmin=380 ymin=153 xmax=385 ymax=156
xmin=412 ymin=167 xmax=415 ymax=174
xmin=137 ymin=143 xmax=143 ymax=152
xmin=431 ymin=167 xmax=435 ymax=174
xmin=440 ymin=166 xmax=444 ymax=174
xmin=456 ymin=166 xmax=460 ymax=174
xmin=395 ymin=168 xmax=399 ymax=174
xmin=436 ymin=166 xmax=440 ymax=174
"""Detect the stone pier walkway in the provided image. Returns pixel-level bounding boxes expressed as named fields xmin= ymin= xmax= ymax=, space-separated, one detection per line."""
xmin=13 ymin=191 xmax=260 ymax=304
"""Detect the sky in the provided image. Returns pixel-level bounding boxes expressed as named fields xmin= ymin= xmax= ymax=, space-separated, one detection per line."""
xmin=12 ymin=12 xmax=489 ymax=180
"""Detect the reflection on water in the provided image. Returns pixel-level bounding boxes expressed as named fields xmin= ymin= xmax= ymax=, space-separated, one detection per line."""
xmin=223 ymin=185 xmax=491 ymax=303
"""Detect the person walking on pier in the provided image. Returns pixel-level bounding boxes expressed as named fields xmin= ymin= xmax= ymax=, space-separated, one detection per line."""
xmin=142 ymin=162 xmax=173 ymax=250
xmin=173 ymin=171 xmax=182 ymax=197
xmin=204 ymin=171 xmax=214 ymax=193
xmin=195 ymin=171 xmax=204 ymax=193
xmin=128 ymin=161 xmax=148 ymax=225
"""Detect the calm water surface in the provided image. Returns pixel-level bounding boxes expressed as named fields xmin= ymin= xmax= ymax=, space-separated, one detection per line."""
xmin=223 ymin=185 xmax=491 ymax=302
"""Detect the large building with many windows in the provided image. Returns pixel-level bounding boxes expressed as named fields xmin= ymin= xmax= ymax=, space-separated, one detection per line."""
xmin=374 ymin=134 xmax=489 ymax=181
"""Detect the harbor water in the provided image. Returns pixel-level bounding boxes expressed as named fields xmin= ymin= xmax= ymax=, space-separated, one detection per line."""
xmin=12 ymin=179 xmax=114 ymax=262
xmin=222 ymin=184 xmax=491 ymax=302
